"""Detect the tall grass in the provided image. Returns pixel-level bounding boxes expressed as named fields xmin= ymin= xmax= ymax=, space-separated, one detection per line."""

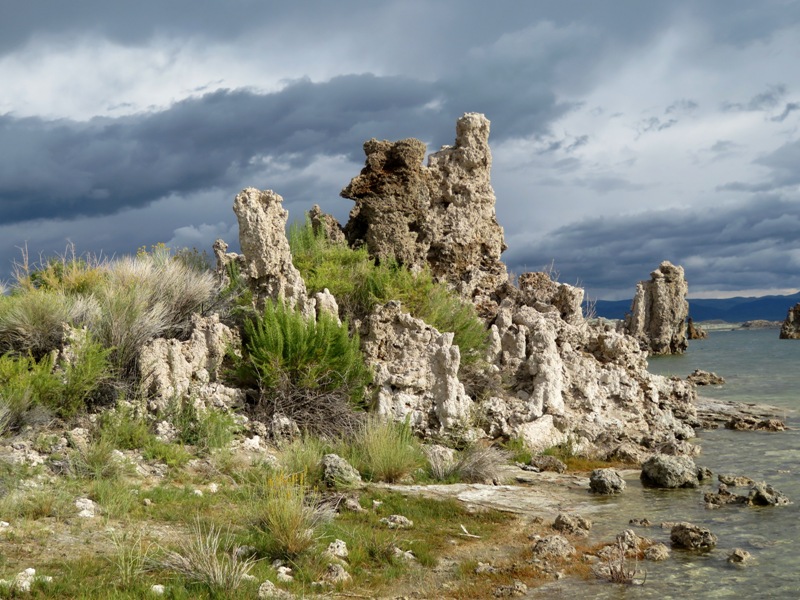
xmin=345 ymin=417 xmax=424 ymax=483
xmin=251 ymin=471 xmax=332 ymax=558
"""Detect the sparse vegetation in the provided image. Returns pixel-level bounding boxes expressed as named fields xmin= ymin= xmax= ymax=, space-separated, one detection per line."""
xmin=345 ymin=416 xmax=424 ymax=483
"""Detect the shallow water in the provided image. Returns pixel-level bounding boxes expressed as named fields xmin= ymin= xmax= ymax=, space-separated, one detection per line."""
xmin=529 ymin=328 xmax=800 ymax=598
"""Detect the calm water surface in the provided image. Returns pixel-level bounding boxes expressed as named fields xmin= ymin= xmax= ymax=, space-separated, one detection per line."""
xmin=530 ymin=328 xmax=800 ymax=599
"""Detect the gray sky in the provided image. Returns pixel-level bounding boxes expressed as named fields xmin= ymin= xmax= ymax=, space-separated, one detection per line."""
xmin=2 ymin=0 xmax=799 ymax=299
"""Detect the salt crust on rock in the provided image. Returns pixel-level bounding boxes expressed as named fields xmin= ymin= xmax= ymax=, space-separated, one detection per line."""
xmin=139 ymin=313 xmax=244 ymax=413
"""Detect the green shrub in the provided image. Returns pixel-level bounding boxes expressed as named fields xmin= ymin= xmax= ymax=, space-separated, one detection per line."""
xmin=289 ymin=218 xmax=489 ymax=367
xmin=234 ymin=301 xmax=370 ymax=435
xmin=0 ymin=290 xmax=80 ymax=358
xmin=167 ymin=398 xmax=237 ymax=455
xmin=278 ymin=433 xmax=331 ymax=486
xmin=344 ymin=417 xmax=424 ymax=483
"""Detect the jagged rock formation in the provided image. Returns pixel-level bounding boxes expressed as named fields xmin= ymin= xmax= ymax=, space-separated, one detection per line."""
xmin=484 ymin=275 xmax=696 ymax=458
xmin=139 ymin=314 xmax=244 ymax=413
xmin=233 ymin=187 xmax=315 ymax=318
xmin=342 ymin=113 xmax=508 ymax=310
xmin=360 ymin=301 xmax=471 ymax=435
xmin=217 ymin=114 xmax=699 ymax=460
xmin=779 ymin=302 xmax=800 ymax=339
xmin=624 ymin=261 xmax=689 ymax=355
xmin=309 ymin=204 xmax=346 ymax=244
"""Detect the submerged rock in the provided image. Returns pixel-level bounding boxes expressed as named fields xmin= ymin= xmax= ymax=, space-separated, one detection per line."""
xmin=670 ymin=522 xmax=717 ymax=550
xmin=687 ymin=369 xmax=725 ymax=385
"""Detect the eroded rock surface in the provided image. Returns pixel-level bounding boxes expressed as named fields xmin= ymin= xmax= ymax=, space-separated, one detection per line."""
xmin=360 ymin=301 xmax=471 ymax=435
xmin=640 ymin=454 xmax=699 ymax=488
xmin=233 ymin=187 xmax=315 ymax=318
xmin=139 ymin=314 xmax=244 ymax=413
xmin=342 ymin=113 xmax=508 ymax=308
xmin=670 ymin=522 xmax=717 ymax=550
xmin=624 ymin=261 xmax=689 ymax=355
xmin=780 ymin=302 xmax=800 ymax=339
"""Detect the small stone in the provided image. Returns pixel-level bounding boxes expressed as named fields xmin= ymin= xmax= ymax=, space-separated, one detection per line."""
xmin=258 ymin=579 xmax=295 ymax=599
xmin=193 ymin=489 xmax=203 ymax=497
xmin=475 ymin=562 xmax=499 ymax=574
xmin=320 ymin=563 xmax=351 ymax=585
xmin=208 ymin=483 xmax=219 ymax=493
xmin=381 ymin=514 xmax=413 ymax=529
xmin=492 ymin=579 xmax=527 ymax=597
xmin=276 ymin=566 xmax=294 ymax=583
xmin=143 ymin=498 xmax=153 ymax=507
xmin=75 ymin=497 xmax=97 ymax=518
xmin=151 ymin=584 xmax=166 ymax=595
xmin=325 ymin=539 xmax=349 ymax=559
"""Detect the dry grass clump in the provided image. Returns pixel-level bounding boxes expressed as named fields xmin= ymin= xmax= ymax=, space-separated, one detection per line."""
xmin=159 ymin=520 xmax=258 ymax=595
xmin=425 ymin=444 xmax=508 ymax=484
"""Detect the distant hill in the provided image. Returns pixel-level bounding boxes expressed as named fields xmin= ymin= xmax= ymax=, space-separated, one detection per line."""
xmin=594 ymin=291 xmax=800 ymax=322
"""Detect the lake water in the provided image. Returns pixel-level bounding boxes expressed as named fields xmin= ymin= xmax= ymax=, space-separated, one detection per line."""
xmin=530 ymin=328 xmax=800 ymax=599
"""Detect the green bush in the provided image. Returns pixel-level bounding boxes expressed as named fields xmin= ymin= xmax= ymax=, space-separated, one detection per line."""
xmin=289 ymin=218 xmax=489 ymax=367
xmin=234 ymin=301 xmax=370 ymax=435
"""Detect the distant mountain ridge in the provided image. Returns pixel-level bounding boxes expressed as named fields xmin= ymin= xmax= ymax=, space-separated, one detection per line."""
xmin=594 ymin=291 xmax=800 ymax=322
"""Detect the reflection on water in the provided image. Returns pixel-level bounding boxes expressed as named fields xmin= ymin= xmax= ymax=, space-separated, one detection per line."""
xmin=530 ymin=329 xmax=800 ymax=598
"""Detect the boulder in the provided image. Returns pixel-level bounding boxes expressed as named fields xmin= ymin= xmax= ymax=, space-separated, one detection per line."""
xmin=531 ymin=535 xmax=576 ymax=559
xmin=644 ymin=543 xmax=670 ymax=561
xmin=728 ymin=548 xmax=752 ymax=564
xmin=749 ymin=482 xmax=790 ymax=506
xmin=640 ymin=454 xmax=699 ymax=488
xmin=687 ymin=369 xmax=725 ymax=386
xmin=320 ymin=454 xmax=362 ymax=488
xmin=342 ymin=113 xmax=508 ymax=308
xmin=589 ymin=468 xmax=626 ymax=494
xmin=360 ymin=301 xmax=471 ymax=434
xmin=530 ymin=455 xmax=567 ymax=474
xmin=670 ymin=522 xmax=717 ymax=550
xmin=624 ymin=261 xmax=689 ymax=355
xmin=779 ymin=302 xmax=800 ymax=339
xmin=233 ymin=187 xmax=315 ymax=318
xmin=553 ymin=513 xmax=592 ymax=537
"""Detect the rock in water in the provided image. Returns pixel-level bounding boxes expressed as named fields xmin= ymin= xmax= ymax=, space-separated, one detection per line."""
xmin=624 ymin=261 xmax=689 ymax=355
xmin=640 ymin=454 xmax=699 ymax=488
xmin=779 ymin=302 xmax=800 ymax=339
xmin=670 ymin=522 xmax=717 ymax=550
xmin=589 ymin=468 xmax=626 ymax=494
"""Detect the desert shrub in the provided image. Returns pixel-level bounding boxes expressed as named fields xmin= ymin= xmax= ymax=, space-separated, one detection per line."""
xmin=70 ymin=436 xmax=130 ymax=480
xmin=19 ymin=250 xmax=108 ymax=297
xmin=160 ymin=519 xmax=258 ymax=596
xmin=0 ymin=354 xmax=56 ymax=431
xmin=166 ymin=397 xmax=238 ymax=455
xmin=344 ymin=416 xmax=424 ymax=483
xmin=502 ymin=437 xmax=533 ymax=464
xmin=234 ymin=300 xmax=370 ymax=435
xmin=0 ymin=290 xmax=82 ymax=358
xmin=251 ymin=471 xmax=332 ymax=558
xmin=289 ymin=218 xmax=489 ymax=367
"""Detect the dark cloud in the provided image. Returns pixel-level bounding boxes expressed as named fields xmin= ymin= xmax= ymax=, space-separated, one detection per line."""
xmin=771 ymin=102 xmax=800 ymax=122
xmin=719 ymin=139 xmax=800 ymax=193
xmin=503 ymin=196 xmax=800 ymax=298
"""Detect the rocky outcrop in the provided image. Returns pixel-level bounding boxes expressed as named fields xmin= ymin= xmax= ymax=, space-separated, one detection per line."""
xmin=309 ymin=204 xmax=346 ymax=244
xmin=686 ymin=317 xmax=707 ymax=340
xmin=360 ymin=301 xmax=471 ymax=435
xmin=484 ymin=280 xmax=697 ymax=459
xmin=624 ymin=261 xmax=689 ymax=355
xmin=779 ymin=302 xmax=800 ymax=339
xmin=320 ymin=454 xmax=362 ymax=488
xmin=342 ymin=113 xmax=508 ymax=309
xmin=233 ymin=187 xmax=315 ymax=318
xmin=139 ymin=314 xmax=244 ymax=413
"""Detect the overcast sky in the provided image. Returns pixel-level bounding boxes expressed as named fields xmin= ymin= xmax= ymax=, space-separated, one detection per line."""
xmin=2 ymin=0 xmax=799 ymax=300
